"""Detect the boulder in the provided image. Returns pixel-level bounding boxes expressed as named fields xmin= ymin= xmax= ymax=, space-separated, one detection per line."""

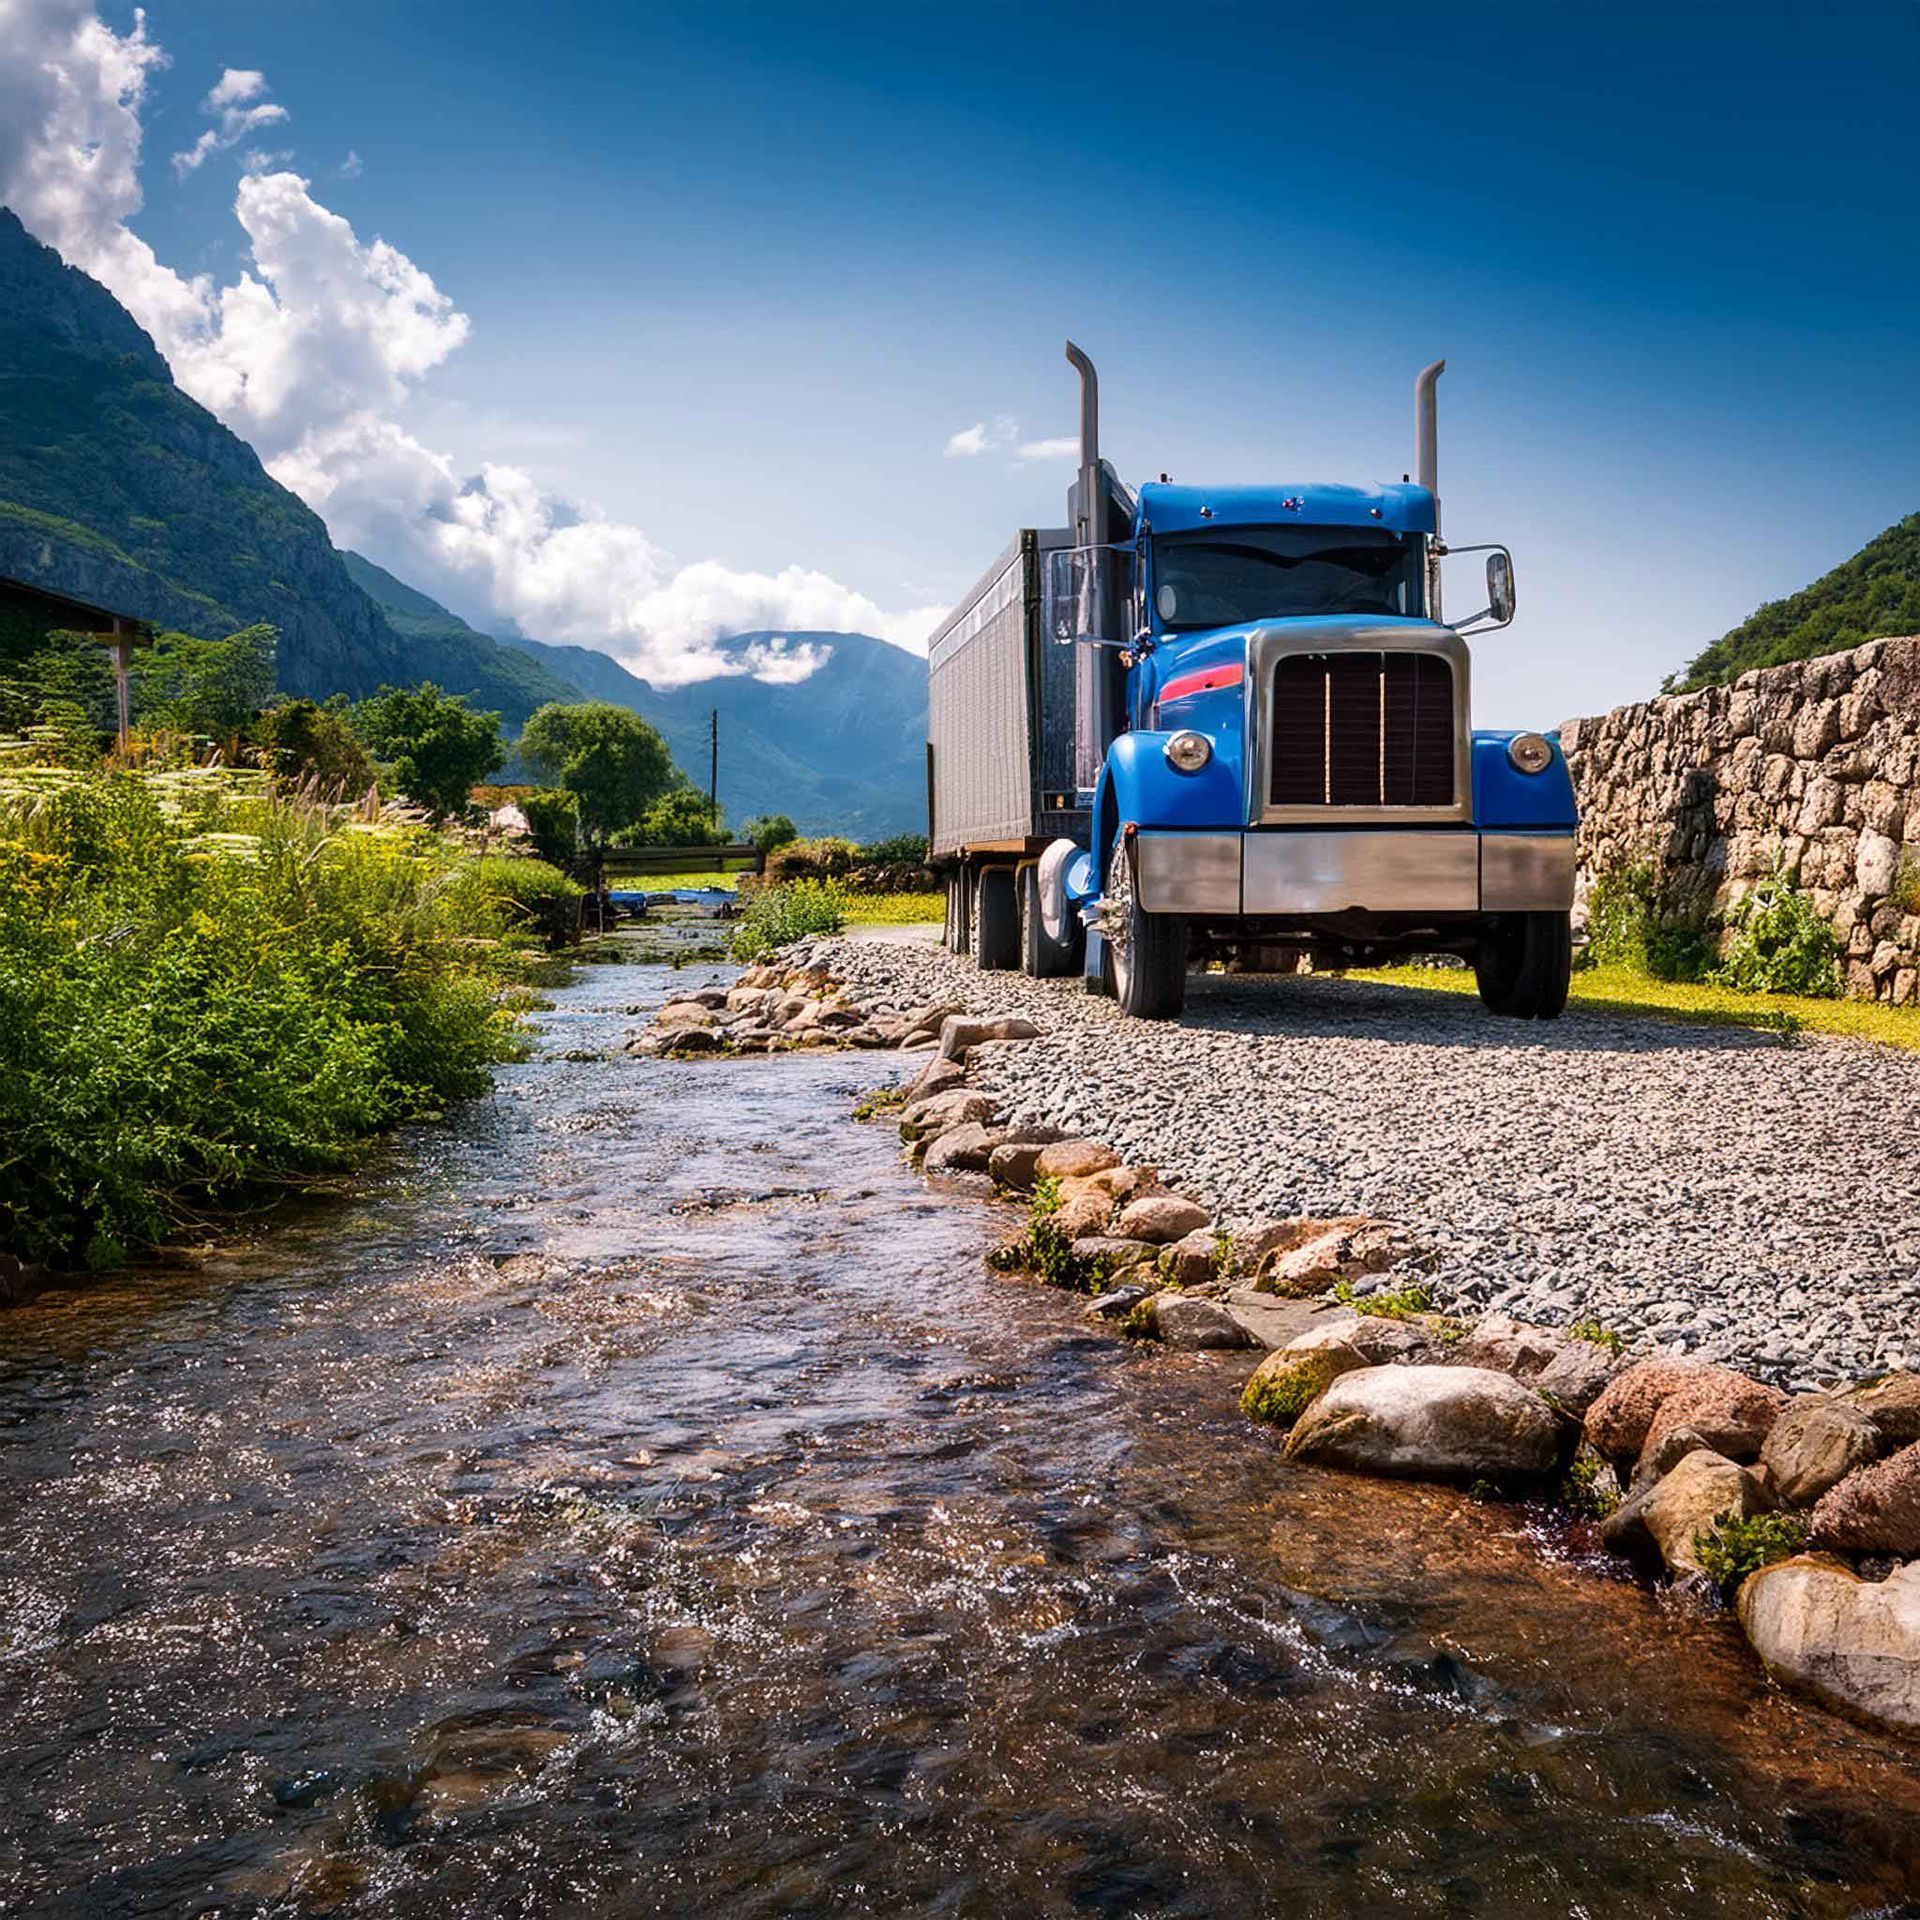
xmin=1069 ymin=1235 xmax=1161 ymax=1273
xmin=902 ymin=1057 xmax=968 ymax=1105
xmin=1585 ymin=1360 xmax=1786 ymax=1474
xmin=1060 ymin=1166 xmax=1155 ymax=1207
xmin=1241 ymin=1343 xmax=1369 ymax=1428
xmin=1232 ymin=1215 xmax=1375 ymax=1276
xmin=1086 ymin=1283 xmax=1155 ymax=1322
xmin=985 ymin=1130 xmax=1072 ymax=1191
xmin=1532 ymin=1341 xmax=1622 ymax=1418
xmin=1157 ymin=1229 xmax=1220 ymax=1286
xmin=1808 ymin=1441 xmax=1920 ymax=1556
xmin=1739 ymin=1557 xmax=1920 ymax=1736
xmin=1839 ymin=1372 xmax=1920 ymax=1447
xmin=684 ymin=986 xmax=731 ymax=1009
xmin=1112 ymin=1195 xmax=1211 ymax=1244
xmin=654 ymin=1002 xmax=715 ymax=1030
xmin=1034 ymin=1140 xmax=1121 ymax=1181
xmin=1638 ymin=1449 xmax=1767 ymax=1580
xmin=937 ymin=1014 xmax=1043 ymax=1062
xmin=898 ymin=1090 xmax=998 ymax=1143
xmin=663 ymin=1027 xmax=722 ymax=1055
xmin=1634 ymin=1422 xmax=1723 ymax=1488
xmin=898 ymin=1002 xmax=964 ymax=1046
xmin=1254 ymin=1230 xmax=1356 ymax=1296
xmin=1047 ymin=1187 xmax=1118 ymax=1241
xmin=1220 ymin=1291 xmax=1357 ymax=1352
xmin=922 ymin=1123 xmax=1008 ymax=1176
xmin=1284 ymin=1365 xmax=1562 ymax=1482
xmin=1285 ymin=1314 xmax=1432 ymax=1365
xmin=1152 ymin=1293 xmax=1254 ymax=1351
xmin=1453 ymin=1312 xmax=1571 ymax=1380
xmin=1761 ymin=1397 xmax=1884 ymax=1509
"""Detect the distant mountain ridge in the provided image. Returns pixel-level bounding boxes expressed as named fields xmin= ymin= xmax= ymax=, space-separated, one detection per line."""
xmin=1674 ymin=511 xmax=1920 ymax=691
xmin=343 ymin=558 xmax=928 ymax=837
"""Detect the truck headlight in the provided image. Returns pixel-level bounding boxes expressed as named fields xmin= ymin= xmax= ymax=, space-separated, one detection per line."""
xmin=1507 ymin=732 xmax=1553 ymax=775
xmin=1165 ymin=730 xmax=1212 ymax=773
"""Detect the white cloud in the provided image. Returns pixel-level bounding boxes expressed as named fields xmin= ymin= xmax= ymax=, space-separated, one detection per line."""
xmin=944 ymin=412 xmax=1018 ymax=457
xmin=172 ymin=66 xmax=288 ymax=175
xmin=1016 ymin=435 xmax=1078 ymax=463
xmin=0 ymin=0 xmax=944 ymax=688
xmin=337 ymin=148 xmax=362 ymax=179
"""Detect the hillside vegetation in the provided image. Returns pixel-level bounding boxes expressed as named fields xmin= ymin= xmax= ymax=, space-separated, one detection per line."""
xmin=1672 ymin=512 xmax=1920 ymax=690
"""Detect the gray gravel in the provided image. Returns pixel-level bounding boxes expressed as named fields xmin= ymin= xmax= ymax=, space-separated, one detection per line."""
xmin=806 ymin=937 xmax=1920 ymax=1389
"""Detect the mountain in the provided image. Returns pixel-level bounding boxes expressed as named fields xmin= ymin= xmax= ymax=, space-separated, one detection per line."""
xmin=1673 ymin=512 xmax=1920 ymax=691
xmin=0 ymin=207 xmax=572 ymax=724
xmin=342 ymin=563 xmax=928 ymax=837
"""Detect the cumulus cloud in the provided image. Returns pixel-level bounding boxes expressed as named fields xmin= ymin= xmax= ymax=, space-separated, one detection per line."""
xmin=172 ymin=66 xmax=288 ymax=176
xmin=1016 ymin=434 xmax=1078 ymax=463
xmin=945 ymin=416 xmax=1076 ymax=465
xmin=0 ymin=0 xmax=943 ymax=686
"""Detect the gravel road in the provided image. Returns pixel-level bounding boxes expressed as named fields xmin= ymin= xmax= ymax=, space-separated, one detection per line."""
xmin=810 ymin=937 xmax=1920 ymax=1388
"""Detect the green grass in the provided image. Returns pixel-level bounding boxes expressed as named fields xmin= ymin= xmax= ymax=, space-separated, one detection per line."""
xmin=840 ymin=890 xmax=943 ymax=925
xmin=1347 ymin=961 xmax=1920 ymax=1052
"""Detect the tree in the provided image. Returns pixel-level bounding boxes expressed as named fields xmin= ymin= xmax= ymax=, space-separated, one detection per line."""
xmin=742 ymin=813 xmax=799 ymax=853
xmin=519 ymin=787 xmax=580 ymax=867
xmin=1 ymin=628 xmax=117 ymax=739
xmin=351 ymin=683 xmax=503 ymax=818
xmin=518 ymin=700 xmax=677 ymax=849
xmin=614 ymin=785 xmax=725 ymax=848
xmin=258 ymin=697 xmax=376 ymax=795
xmin=132 ymin=624 xmax=277 ymax=740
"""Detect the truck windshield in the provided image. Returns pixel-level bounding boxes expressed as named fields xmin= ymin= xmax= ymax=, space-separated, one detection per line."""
xmin=1151 ymin=526 xmax=1422 ymax=630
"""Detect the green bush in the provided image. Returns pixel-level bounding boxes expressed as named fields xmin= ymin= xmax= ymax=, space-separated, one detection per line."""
xmin=728 ymin=878 xmax=846 ymax=961
xmin=1692 ymin=1511 xmax=1806 ymax=1594
xmin=612 ymin=785 xmax=724 ymax=848
xmin=742 ymin=813 xmax=799 ymax=853
xmin=858 ymin=832 xmax=931 ymax=866
xmin=1584 ymin=863 xmax=1714 ymax=981
xmin=766 ymin=836 xmax=858 ymax=882
xmin=518 ymin=787 xmax=580 ymax=868
xmin=459 ymin=854 xmax=585 ymax=948
xmin=0 ymin=770 xmax=536 ymax=1270
xmin=1712 ymin=863 xmax=1841 ymax=997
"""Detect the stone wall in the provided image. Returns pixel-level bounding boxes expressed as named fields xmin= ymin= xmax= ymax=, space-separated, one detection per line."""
xmin=1561 ymin=635 xmax=1920 ymax=1002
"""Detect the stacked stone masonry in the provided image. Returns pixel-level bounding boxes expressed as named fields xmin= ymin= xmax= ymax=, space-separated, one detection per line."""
xmin=1562 ymin=634 xmax=1920 ymax=1002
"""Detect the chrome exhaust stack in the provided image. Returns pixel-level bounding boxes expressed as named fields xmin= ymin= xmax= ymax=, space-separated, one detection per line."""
xmin=1414 ymin=358 xmax=1445 ymax=518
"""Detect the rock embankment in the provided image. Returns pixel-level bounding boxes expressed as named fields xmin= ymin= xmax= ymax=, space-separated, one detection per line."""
xmin=630 ymin=951 xmax=1920 ymax=1740
xmin=790 ymin=936 xmax=1920 ymax=1386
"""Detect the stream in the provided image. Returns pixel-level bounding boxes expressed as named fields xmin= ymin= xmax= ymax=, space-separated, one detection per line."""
xmin=2 ymin=943 xmax=1918 ymax=1916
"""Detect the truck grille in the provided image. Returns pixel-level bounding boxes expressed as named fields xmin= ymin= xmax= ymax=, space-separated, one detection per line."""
xmin=1268 ymin=652 xmax=1456 ymax=808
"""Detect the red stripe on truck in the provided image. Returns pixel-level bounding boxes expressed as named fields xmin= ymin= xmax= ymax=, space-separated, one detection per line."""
xmin=1157 ymin=662 xmax=1244 ymax=705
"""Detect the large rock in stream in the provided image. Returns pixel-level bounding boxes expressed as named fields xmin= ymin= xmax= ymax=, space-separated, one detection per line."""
xmin=1739 ymin=1557 xmax=1920 ymax=1736
xmin=1284 ymin=1365 xmax=1563 ymax=1482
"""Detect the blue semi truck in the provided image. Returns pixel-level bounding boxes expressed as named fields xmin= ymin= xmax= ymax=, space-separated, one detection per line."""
xmin=926 ymin=345 xmax=1577 ymax=1020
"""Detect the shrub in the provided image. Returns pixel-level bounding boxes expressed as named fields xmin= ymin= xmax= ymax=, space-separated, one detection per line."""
xmin=1712 ymin=862 xmax=1841 ymax=997
xmin=742 ymin=813 xmax=799 ymax=853
xmin=1692 ymin=1511 xmax=1806 ymax=1595
xmin=766 ymin=836 xmax=858 ymax=882
xmin=1559 ymin=1448 xmax=1622 ymax=1519
xmin=1893 ymin=853 xmax=1920 ymax=916
xmin=728 ymin=879 xmax=846 ymax=961
xmin=1567 ymin=1318 xmax=1626 ymax=1355
xmin=258 ymin=697 xmax=376 ymax=797
xmin=0 ymin=771 xmax=535 ymax=1270
xmin=858 ymin=832 xmax=930 ymax=866
xmin=458 ymin=854 xmax=585 ymax=947
xmin=613 ymin=785 xmax=724 ymax=848
xmin=1584 ymin=862 xmax=1714 ymax=981
xmin=1332 ymin=1278 xmax=1434 ymax=1319
xmin=518 ymin=787 xmax=580 ymax=868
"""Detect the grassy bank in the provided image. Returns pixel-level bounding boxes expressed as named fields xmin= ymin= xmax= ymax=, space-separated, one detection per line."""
xmin=1349 ymin=960 xmax=1920 ymax=1051
xmin=0 ymin=767 xmax=578 ymax=1271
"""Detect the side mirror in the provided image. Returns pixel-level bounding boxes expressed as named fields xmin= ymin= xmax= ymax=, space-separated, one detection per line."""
xmin=1486 ymin=550 xmax=1515 ymax=625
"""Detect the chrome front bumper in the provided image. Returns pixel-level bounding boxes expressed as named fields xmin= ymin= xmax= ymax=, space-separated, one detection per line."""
xmin=1132 ymin=829 xmax=1575 ymax=917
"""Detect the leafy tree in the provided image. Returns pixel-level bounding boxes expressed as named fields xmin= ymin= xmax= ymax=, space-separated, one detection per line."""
xmin=351 ymin=682 xmax=503 ymax=818
xmin=742 ymin=812 xmax=799 ymax=853
xmin=518 ymin=700 xmax=677 ymax=850
xmin=613 ymin=784 xmax=724 ymax=848
xmin=132 ymin=624 xmax=277 ymax=740
xmin=258 ymin=697 xmax=376 ymax=795
xmin=0 ymin=627 xmax=117 ymax=738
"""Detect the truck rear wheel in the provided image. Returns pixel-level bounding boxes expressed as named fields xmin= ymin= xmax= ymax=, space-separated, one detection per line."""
xmin=1020 ymin=863 xmax=1082 ymax=978
xmin=1475 ymin=912 xmax=1572 ymax=1020
xmin=973 ymin=867 xmax=1020 ymax=971
xmin=1103 ymin=841 xmax=1187 ymax=1019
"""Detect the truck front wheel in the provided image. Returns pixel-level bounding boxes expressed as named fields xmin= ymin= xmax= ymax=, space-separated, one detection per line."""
xmin=1103 ymin=841 xmax=1187 ymax=1019
xmin=973 ymin=867 xmax=1020 ymax=971
xmin=1475 ymin=912 xmax=1572 ymax=1020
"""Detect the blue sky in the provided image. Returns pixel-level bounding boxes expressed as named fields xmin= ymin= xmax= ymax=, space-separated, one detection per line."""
xmin=60 ymin=2 xmax=1920 ymax=718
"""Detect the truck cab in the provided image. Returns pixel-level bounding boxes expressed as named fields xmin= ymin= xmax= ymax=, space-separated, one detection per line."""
xmin=927 ymin=349 xmax=1576 ymax=1021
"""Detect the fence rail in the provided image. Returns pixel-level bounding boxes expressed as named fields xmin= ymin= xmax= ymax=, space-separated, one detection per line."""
xmin=579 ymin=843 xmax=766 ymax=883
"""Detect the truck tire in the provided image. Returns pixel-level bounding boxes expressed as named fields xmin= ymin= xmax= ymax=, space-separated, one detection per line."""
xmin=1020 ymin=862 xmax=1082 ymax=978
xmin=1475 ymin=912 xmax=1572 ymax=1020
xmin=973 ymin=867 xmax=1020 ymax=971
xmin=1103 ymin=841 xmax=1187 ymax=1019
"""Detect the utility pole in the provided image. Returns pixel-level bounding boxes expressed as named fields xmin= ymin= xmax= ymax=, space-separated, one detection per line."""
xmin=708 ymin=708 xmax=719 ymax=838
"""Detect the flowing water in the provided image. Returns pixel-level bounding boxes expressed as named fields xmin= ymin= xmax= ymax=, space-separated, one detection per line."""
xmin=3 ymin=945 xmax=1918 ymax=1917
